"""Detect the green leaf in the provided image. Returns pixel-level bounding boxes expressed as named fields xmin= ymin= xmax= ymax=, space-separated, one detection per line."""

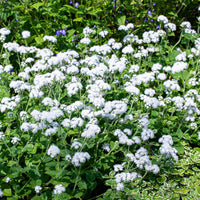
xmin=157 ymin=175 xmax=166 ymax=184
xmin=73 ymin=192 xmax=83 ymax=198
xmin=24 ymin=144 xmax=34 ymax=152
xmin=3 ymin=189 xmax=12 ymax=196
xmin=31 ymin=2 xmax=44 ymax=10
xmin=117 ymin=15 xmax=126 ymax=25
xmin=63 ymin=5 xmax=77 ymax=13
xmin=78 ymin=180 xmax=87 ymax=190
xmin=194 ymin=148 xmax=200 ymax=153
xmin=174 ymin=188 xmax=189 ymax=195
xmin=177 ymin=128 xmax=183 ymax=138
xmin=35 ymin=36 xmax=44 ymax=45
xmin=73 ymin=18 xmax=83 ymax=22
xmin=195 ymin=186 xmax=200 ymax=194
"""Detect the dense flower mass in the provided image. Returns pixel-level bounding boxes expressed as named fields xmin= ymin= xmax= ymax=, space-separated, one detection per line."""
xmin=0 ymin=12 xmax=200 ymax=199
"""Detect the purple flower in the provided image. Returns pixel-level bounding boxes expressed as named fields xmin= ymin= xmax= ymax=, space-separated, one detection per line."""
xmin=60 ymin=29 xmax=66 ymax=35
xmin=103 ymin=1 xmax=104 ymax=4
xmin=148 ymin=11 xmax=152 ymax=15
xmin=74 ymin=2 xmax=79 ymax=7
xmin=126 ymin=20 xmax=128 ymax=24
xmin=56 ymin=30 xmax=61 ymax=36
xmin=144 ymin=18 xmax=148 ymax=22
xmin=153 ymin=3 xmax=156 ymax=6
xmin=156 ymin=25 xmax=160 ymax=29
xmin=70 ymin=1 xmax=73 ymax=4
xmin=85 ymin=49 xmax=88 ymax=53
xmin=16 ymin=19 xmax=19 ymax=21
xmin=53 ymin=19 xmax=56 ymax=22
xmin=93 ymin=25 xmax=97 ymax=28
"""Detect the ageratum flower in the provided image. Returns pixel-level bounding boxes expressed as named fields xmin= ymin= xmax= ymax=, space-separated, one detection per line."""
xmin=53 ymin=184 xmax=65 ymax=194
xmin=47 ymin=144 xmax=60 ymax=158
xmin=22 ymin=31 xmax=31 ymax=39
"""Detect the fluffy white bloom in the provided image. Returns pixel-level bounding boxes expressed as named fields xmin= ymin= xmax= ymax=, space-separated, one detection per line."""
xmin=80 ymin=37 xmax=91 ymax=45
xmin=81 ymin=123 xmax=101 ymax=138
xmin=43 ymin=35 xmax=57 ymax=43
xmin=11 ymin=137 xmax=20 ymax=144
xmin=164 ymin=23 xmax=176 ymax=32
xmin=122 ymin=44 xmax=134 ymax=54
xmin=22 ymin=31 xmax=31 ymax=39
xmin=116 ymin=183 xmax=124 ymax=191
xmin=171 ymin=62 xmax=188 ymax=74
xmin=0 ymin=132 xmax=5 ymax=140
xmin=118 ymin=23 xmax=134 ymax=31
xmin=180 ymin=21 xmax=191 ymax=29
xmin=157 ymin=73 xmax=167 ymax=80
xmin=99 ymin=30 xmax=109 ymax=38
xmin=152 ymin=63 xmax=162 ymax=72
xmin=65 ymin=154 xmax=72 ymax=161
xmin=157 ymin=15 xmax=168 ymax=24
xmin=47 ymin=144 xmax=60 ymax=158
xmin=129 ymin=65 xmax=140 ymax=73
xmin=144 ymin=88 xmax=155 ymax=97
xmin=6 ymin=177 xmax=10 ymax=183
xmin=71 ymin=141 xmax=82 ymax=149
xmin=102 ymin=143 xmax=111 ymax=152
xmin=0 ymin=28 xmax=10 ymax=36
xmin=71 ymin=152 xmax=90 ymax=167
xmin=35 ymin=186 xmax=42 ymax=194
xmin=53 ymin=184 xmax=65 ymax=194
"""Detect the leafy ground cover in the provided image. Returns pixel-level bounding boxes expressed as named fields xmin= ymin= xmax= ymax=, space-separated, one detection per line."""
xmin=0 ymin=1 xmax=200 ymax=200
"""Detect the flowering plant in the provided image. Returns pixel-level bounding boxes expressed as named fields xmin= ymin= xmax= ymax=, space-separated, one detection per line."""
xmin=0 ymin=12 xmax=200 ymax=200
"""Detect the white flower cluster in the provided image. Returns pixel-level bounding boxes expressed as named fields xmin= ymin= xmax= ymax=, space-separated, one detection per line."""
xmin=81 ymin=120 xmax=101 ymax=138
xmin=31 ymin=107 xmax=64 ymax=123
xmin=138 ymin=116 xmax=155 ymax=141
xmin=71 ymin=152 xmax=90 ymax=167
xmin=62 ymin=117 xmax=84 ymax=129
xmin=159 ymin=135 xmax=178 ymax=160
xmin=22 ymin=31 xmax=31 ymax=39
xmin=60 ymin=101 xmax=83 ymax=114
xmin=43 ymin=35 xmax=57 ymax=43
xmin=47 ymin=144 xmax=60 ymax=158
xmin=126 ymin=147 xmax=160 ymax=174
xmin=0 ymin=95 xmax=20 ymax=112
xmin=99 ymin=30 xmax=109 ymax=38
xmin=163 ymin=79 xmax=180 ymax=94
xmin=114 ymin=129 xmax=141 ymax=146
xmin=118 ymin=23 xmax=134 ymax=31
xmin=157 ymin=15 xmax=168 ymax=24
xmin=115 ymin=172 xmax=141 ymax=191
xmin=171 ymin=61 xmax=188 ymax=74
xmin=164 ymin=23 xmax=176 ymax=32
xmin=175 ymin=52 xmax=187 ymax=61
xmin=122 ymin=44 xmax=134 ymax=54
xmin=0 ymin=27 xmax=10 ymax=41
xmin=53 ymin=184 xmax=65 ymax=194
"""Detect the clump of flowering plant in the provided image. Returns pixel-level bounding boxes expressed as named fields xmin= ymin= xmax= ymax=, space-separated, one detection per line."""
xmin=0 ymin=13 xmax=200 ymax=199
